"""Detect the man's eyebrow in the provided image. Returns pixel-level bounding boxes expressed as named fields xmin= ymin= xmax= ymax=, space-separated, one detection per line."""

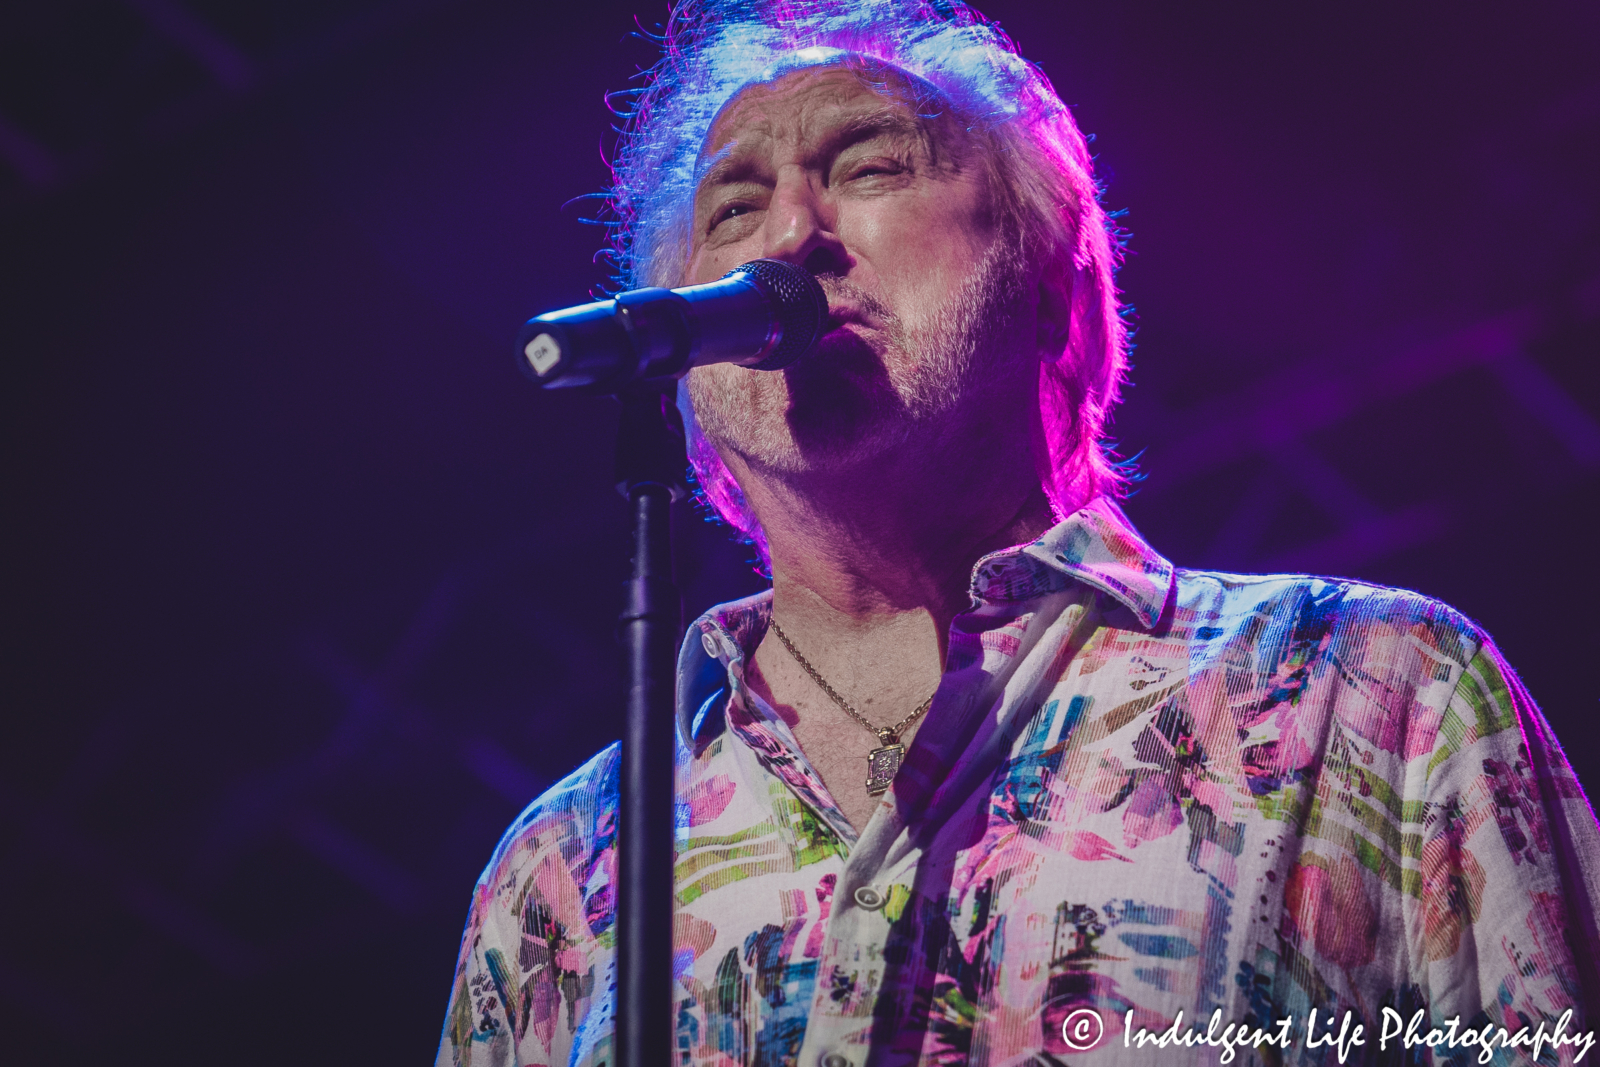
xmin=696 ymin=144 xmax=763 ymax=193
xmin=810 ymin=108 xmax=933 ymax=159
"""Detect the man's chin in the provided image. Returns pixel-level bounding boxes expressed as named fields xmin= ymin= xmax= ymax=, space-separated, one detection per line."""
xmin=690 ymin=326 xmax=946 ymax=479
xmin=717 ymin=399 xmax=917 ymax=483
xmin=770 ymin=330 xmax=915 ymax=465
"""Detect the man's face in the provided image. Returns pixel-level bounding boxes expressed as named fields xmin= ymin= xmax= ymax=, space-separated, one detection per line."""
xmin=681 ymin=63 xmax=1039 ymax=476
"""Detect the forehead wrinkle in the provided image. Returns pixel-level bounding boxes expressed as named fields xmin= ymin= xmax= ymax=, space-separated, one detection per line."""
xmin=696 ymin=97 xmax=945 ymax=200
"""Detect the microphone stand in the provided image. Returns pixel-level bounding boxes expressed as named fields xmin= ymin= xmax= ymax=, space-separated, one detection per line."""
xmin=516 ymin=258 xmax=821 ymax=1064
xmin=613 ymin=383 xmax=687 ymax=1067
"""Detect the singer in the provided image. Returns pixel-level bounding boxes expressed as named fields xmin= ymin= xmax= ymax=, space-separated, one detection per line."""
xmin=437 ymin=2 xmax=1600 ymax=1064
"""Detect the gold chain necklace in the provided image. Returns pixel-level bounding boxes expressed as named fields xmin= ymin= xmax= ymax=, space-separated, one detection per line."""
xmin=767 ymin=619 xmax=934 ymax=795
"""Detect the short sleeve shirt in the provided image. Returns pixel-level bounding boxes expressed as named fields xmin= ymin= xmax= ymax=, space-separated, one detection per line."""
xmin=436 ymin=498 xmax=1600 ymax=1066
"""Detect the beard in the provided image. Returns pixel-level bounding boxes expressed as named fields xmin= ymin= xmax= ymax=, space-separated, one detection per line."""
xmin=684 ymin=237 xmax=1035 ymax=479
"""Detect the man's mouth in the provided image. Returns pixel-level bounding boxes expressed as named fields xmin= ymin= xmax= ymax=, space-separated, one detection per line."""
xmin=822 ymin=305 xmax=874 ymax=334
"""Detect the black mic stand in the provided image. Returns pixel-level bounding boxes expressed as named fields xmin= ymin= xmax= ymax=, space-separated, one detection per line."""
xmin=613 ymin=384 xmax=687 ymax=1067
xmin=516 ymin=258 xmax=823 ymax=1065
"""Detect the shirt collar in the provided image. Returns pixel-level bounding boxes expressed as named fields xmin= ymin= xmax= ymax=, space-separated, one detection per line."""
xmin=971 ymin=496 xmax=1174 ymax=628
xmin=676 ymin=496 xmax=1174 ymax=744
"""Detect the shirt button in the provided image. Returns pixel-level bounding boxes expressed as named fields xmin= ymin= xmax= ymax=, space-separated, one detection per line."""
xmin=701 ymin=631 xmax=720 ymax=658
xmin=820 ymin=1053 xmax=852 ymax=1067
xmin=853 ymin=886 xmax=885 ymax=910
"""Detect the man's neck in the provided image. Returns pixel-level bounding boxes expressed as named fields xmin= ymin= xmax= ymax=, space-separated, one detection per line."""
xmin=729 ymin=397 xmax=1063 ymax=831
xmin=731 ymin=398 xmax=1062 ymax=645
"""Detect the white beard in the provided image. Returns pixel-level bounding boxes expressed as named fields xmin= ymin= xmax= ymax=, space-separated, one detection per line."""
xmin=685 ymin=238 xmax=1034 ymax=479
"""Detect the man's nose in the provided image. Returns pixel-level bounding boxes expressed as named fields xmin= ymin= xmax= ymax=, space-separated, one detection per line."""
xmin=762 ymin=170 xmax=848 ymax=275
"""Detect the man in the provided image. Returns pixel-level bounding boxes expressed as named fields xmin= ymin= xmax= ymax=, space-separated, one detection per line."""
xmin=438 ymin=1 xmax=1600 ymax=1064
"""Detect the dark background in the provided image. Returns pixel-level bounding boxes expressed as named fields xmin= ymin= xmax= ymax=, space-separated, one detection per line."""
xmin=2 ymin=0 xmax=1596 ymax=1062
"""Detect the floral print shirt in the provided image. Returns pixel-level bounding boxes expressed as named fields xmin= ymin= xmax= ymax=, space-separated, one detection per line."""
xmin=436 ymin=498 xmax=1600 ymax=1066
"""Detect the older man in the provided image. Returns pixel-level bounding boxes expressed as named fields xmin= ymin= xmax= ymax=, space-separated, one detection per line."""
xmin=437 ymin=2 xmax=1600 ymax=1064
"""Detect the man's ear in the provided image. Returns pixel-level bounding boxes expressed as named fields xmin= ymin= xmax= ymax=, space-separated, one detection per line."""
xmin=1034 ymin=261 xmax=1074 ymax=359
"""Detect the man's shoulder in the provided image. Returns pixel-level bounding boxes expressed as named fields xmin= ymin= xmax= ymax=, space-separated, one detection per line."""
xmin=1169 ymin=566 xmax=1488 ymax=668
xmin=475 ymin=741 xmax=620 ymax=893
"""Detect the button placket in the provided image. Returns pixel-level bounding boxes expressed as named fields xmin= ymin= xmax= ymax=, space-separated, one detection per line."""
xmin=799 ymin=808 xmax=904 ymax=1065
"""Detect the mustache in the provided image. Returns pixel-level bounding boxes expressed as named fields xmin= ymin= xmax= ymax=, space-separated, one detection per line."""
xmin=814 ymin=274 xmax=901 ymax=332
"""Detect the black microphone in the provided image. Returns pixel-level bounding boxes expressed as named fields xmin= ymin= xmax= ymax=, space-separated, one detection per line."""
xmin=516 ymin=259 xmax=829 ymax=392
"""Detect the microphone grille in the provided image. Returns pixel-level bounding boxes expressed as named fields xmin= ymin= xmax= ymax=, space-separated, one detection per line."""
xmin=725 ymin=259 xmax=828 ymax=371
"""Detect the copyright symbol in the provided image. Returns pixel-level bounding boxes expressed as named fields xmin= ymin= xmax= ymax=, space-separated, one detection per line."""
xmin=1060 ymin=1007 xmax=1104 ymax=1050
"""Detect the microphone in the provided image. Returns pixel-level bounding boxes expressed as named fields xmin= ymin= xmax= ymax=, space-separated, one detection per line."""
xmin=516 ymin=259 xmax=829 ymax=392
xmin=518 ymin=259 xmax=832 ymax=391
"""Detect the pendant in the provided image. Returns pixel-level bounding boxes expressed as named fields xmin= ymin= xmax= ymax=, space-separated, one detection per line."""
xmin=865 ymin=731 xmax=904 ymax=796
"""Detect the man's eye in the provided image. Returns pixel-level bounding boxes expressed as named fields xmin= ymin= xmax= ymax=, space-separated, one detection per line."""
xmin=715 ymin=203 xmax=752 ymax=225
xmin=847 ymin=160 xmax=904 ymax=181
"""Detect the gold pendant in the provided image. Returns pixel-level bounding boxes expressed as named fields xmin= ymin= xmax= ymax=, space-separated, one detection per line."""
xmin=865 ymin=731 xmax=904 ymax=795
